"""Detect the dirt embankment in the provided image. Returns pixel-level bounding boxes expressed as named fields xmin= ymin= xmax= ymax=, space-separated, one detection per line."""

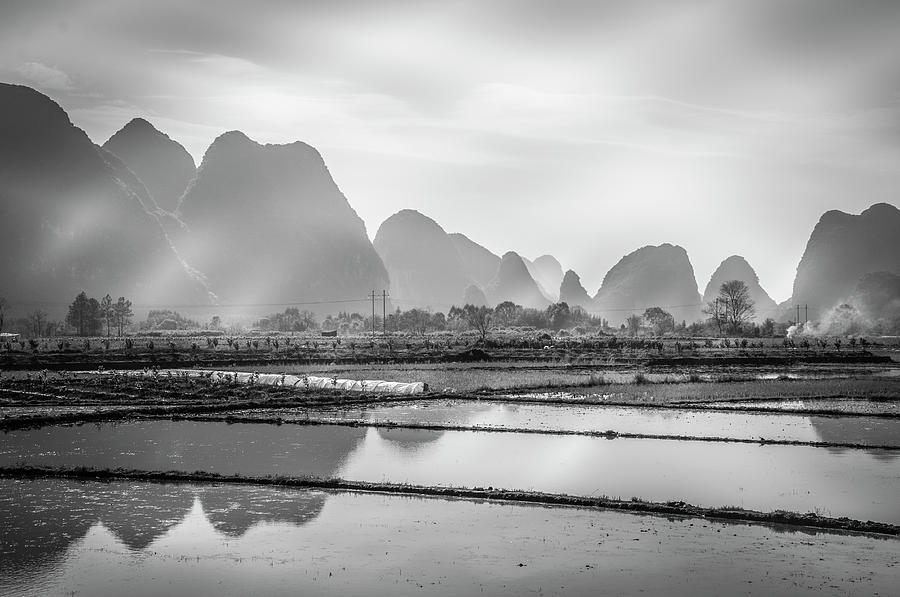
xmin=2 ymin=465 xmax=896 ymax=537
xmin=1 ymin=347 xmax=889 ymax=371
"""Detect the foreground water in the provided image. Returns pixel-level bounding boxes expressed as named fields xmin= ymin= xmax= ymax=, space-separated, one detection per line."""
xmin=1 ymin=478 xmax=897 ymax=597
xmin=251 ymin=399 xmax=900 ymax=446
xmin=2 ymin=420 xmax=898 ymax=522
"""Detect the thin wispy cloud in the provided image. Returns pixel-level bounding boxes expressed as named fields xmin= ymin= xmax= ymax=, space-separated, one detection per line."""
xmin=15 ymin=62 xmax=73 ymax=91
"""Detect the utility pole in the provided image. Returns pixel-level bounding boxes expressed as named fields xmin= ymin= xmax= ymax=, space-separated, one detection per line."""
xmin=382 ymin=290 xmax=387 ymax=336
xmin=370 ymin=290 xmax=376 ymax=337
xmin=796 ymin=305 xmax=800 ymax=326
xmin=804 ymin=304 xmax=808 ymax=325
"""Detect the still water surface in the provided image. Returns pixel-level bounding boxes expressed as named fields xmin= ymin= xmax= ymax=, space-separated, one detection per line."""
xmin=274 ymin=400 xmax=900 ymax=446
xmin=2 ymin=420 xmax=898 ymax=522
xmin=3 ymin=478 xmax=898 ymax=597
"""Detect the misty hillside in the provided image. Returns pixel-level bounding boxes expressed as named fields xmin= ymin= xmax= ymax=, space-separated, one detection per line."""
xmin=449 ymin=233 xmax=501 ymax=289
xmin=559 ymin=270 xmax=593 ymax=311
xmin=788 ymin=203 xmax=900 ymax=320
xmin=594 ymin=243 xmax=702 ymax=325
xmin=486 ymin=252 xmax=551 ymax=310
xmin=0 ymin=83 xmax=209 ymax=312
xmin=524 ymin=255 xmax=564 ymax=302
xmin=703 ymin=255 xmax=778 ymax=321
xmin=102 ymin=118 xmax=196 ymax=212
xmin=176 ymin=130 xmax=388 ymax=309
xmin=463 ymin=284 xmax=488 ymax=307
xmin=374 ymin=210 xmax=470 ymax=311
xmin=848 ymin=271 xmax=900 ymax=326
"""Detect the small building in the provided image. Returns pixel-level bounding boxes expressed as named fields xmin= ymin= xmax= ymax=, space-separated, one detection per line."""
xmin=0 ymin=332 xmax=21 ymax=344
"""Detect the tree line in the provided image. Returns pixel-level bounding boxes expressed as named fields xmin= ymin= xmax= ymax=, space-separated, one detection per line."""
xmin=66 ymin=292 xmax=134 ymax=336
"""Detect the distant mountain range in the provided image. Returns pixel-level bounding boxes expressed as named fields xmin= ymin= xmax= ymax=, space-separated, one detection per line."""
xmin=175 ymin=130 xmax=388 ymax=309
xmin=102 ymin=118 xmax=196 ymax=212
xmin=486 ymin=252 xmax=551 ymax=310
xmin=373 ymin=209 xmax=469 ymax=312
xmin=0 ymin=83 xmax=209 ymax=310
xmin=449 ymin=232 xmax=500 ymax=289
xmin=1 ymin=82 xmax=897 ymax=327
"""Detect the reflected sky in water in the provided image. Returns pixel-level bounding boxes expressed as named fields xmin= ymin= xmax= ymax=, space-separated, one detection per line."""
xmin=2 ymin=478 xmax=898 ymax=597
xmin=2 ymin=420 xmax=898 ymax=523
xmin=299 ymin=400 xmax=900 ymax=447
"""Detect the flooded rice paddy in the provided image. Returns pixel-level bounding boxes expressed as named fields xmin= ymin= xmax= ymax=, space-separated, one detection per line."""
xmin=2 ymin=478 xmax=898 ymax=597
xmin=2 ymin=419 xmax=899 ymax=523
xmin=244 ymin=399 xmax=900 ymax=446
xmin=2 ymin=364 xmax=898 ymax=596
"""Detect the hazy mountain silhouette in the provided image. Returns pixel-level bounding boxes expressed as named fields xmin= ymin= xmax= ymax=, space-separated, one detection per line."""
xmin=559 ymin=269 xmax=593 ymax=310
xmin=463 ymin=283 xmax=488 ymax=307
xmin=102 ymin=118 xmax=196 ymax=212
xmin=594 ymin=243 xmax=702 ymax=325
xmin=449 ymin=232 xmax=501 ymax=289
xmin=176 ymin=131 xmax=388 ymax=310
xmin=374 ymin=210 xmax=471 ymax=311
xmin=525 ymin=255 xmax=564 ymax=302
xmin=788 ymin=203 xmax=900 ymax=319
xmin=0 ymin=83 xmax=209 ymax=312
xmin=847 ymin=271 xmax=900 ymax=324
xmin=487 ymin=251 xmax=551 ymax=309
xmin=703 ymin=255 xmax=778 ymax=321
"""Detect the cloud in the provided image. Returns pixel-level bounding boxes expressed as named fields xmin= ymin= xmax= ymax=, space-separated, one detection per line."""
xmin=15 ymin=62 xmax=74 ymax=91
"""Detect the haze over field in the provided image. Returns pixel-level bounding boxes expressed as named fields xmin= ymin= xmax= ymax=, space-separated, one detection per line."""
xmin=1 ymin=80 xmax=898 ymax=333
xmin=3 ymin=0 xmax=900 ymax=300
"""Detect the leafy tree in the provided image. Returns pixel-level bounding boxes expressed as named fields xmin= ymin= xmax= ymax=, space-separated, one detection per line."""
xmin=625 ymin=313 xmax=642 ymax=336
xmin=66 ymin=292 xmax=101 ymax=336
xmin=493 ymin=301 xmax=521 ymax=327
xmin=256 ymin=308 xmax=318 ymax=332
xmin=625 ymin=313 xmax=643 ymax=336
xmin=143 ymin=309 xmax=198 ymax=331
xmin=114 ymin=297 xmax=134 ymax=336
xmin=643 ymin=307 xmax=673 ymax=335
xmin=546 ymin=302 xmax=572 ymax=331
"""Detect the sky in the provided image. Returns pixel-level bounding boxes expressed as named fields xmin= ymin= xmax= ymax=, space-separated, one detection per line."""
xmin=2 ymin=0 xmax=899 ymax=302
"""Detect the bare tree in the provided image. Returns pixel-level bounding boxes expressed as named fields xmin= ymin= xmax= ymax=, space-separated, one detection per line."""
xmin=113 ymin=297 xmax=134 ymax=336
xmin=100 ymin=294 xmax=113 ymax=337
xmin=643 ymin=307 xmax=673 ymax=335
xmin=28 ymin=309 xmax=47 ymax=337
xmin=718 ymin=280 xmax=756 ymax=333
xmin=702 ymin=299 xmax=726 ymax=335
xmin=0 ymin=297 xmax=6 ymax=332
xmin=463 ymin=304 xmax=493 ymax=341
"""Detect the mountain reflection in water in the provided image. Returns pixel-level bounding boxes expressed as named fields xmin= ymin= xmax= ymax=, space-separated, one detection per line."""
xmin=809 ymin=416 xmax=900 ymax=461
xmin=0 ymin=478 xmax=327 ymax=592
